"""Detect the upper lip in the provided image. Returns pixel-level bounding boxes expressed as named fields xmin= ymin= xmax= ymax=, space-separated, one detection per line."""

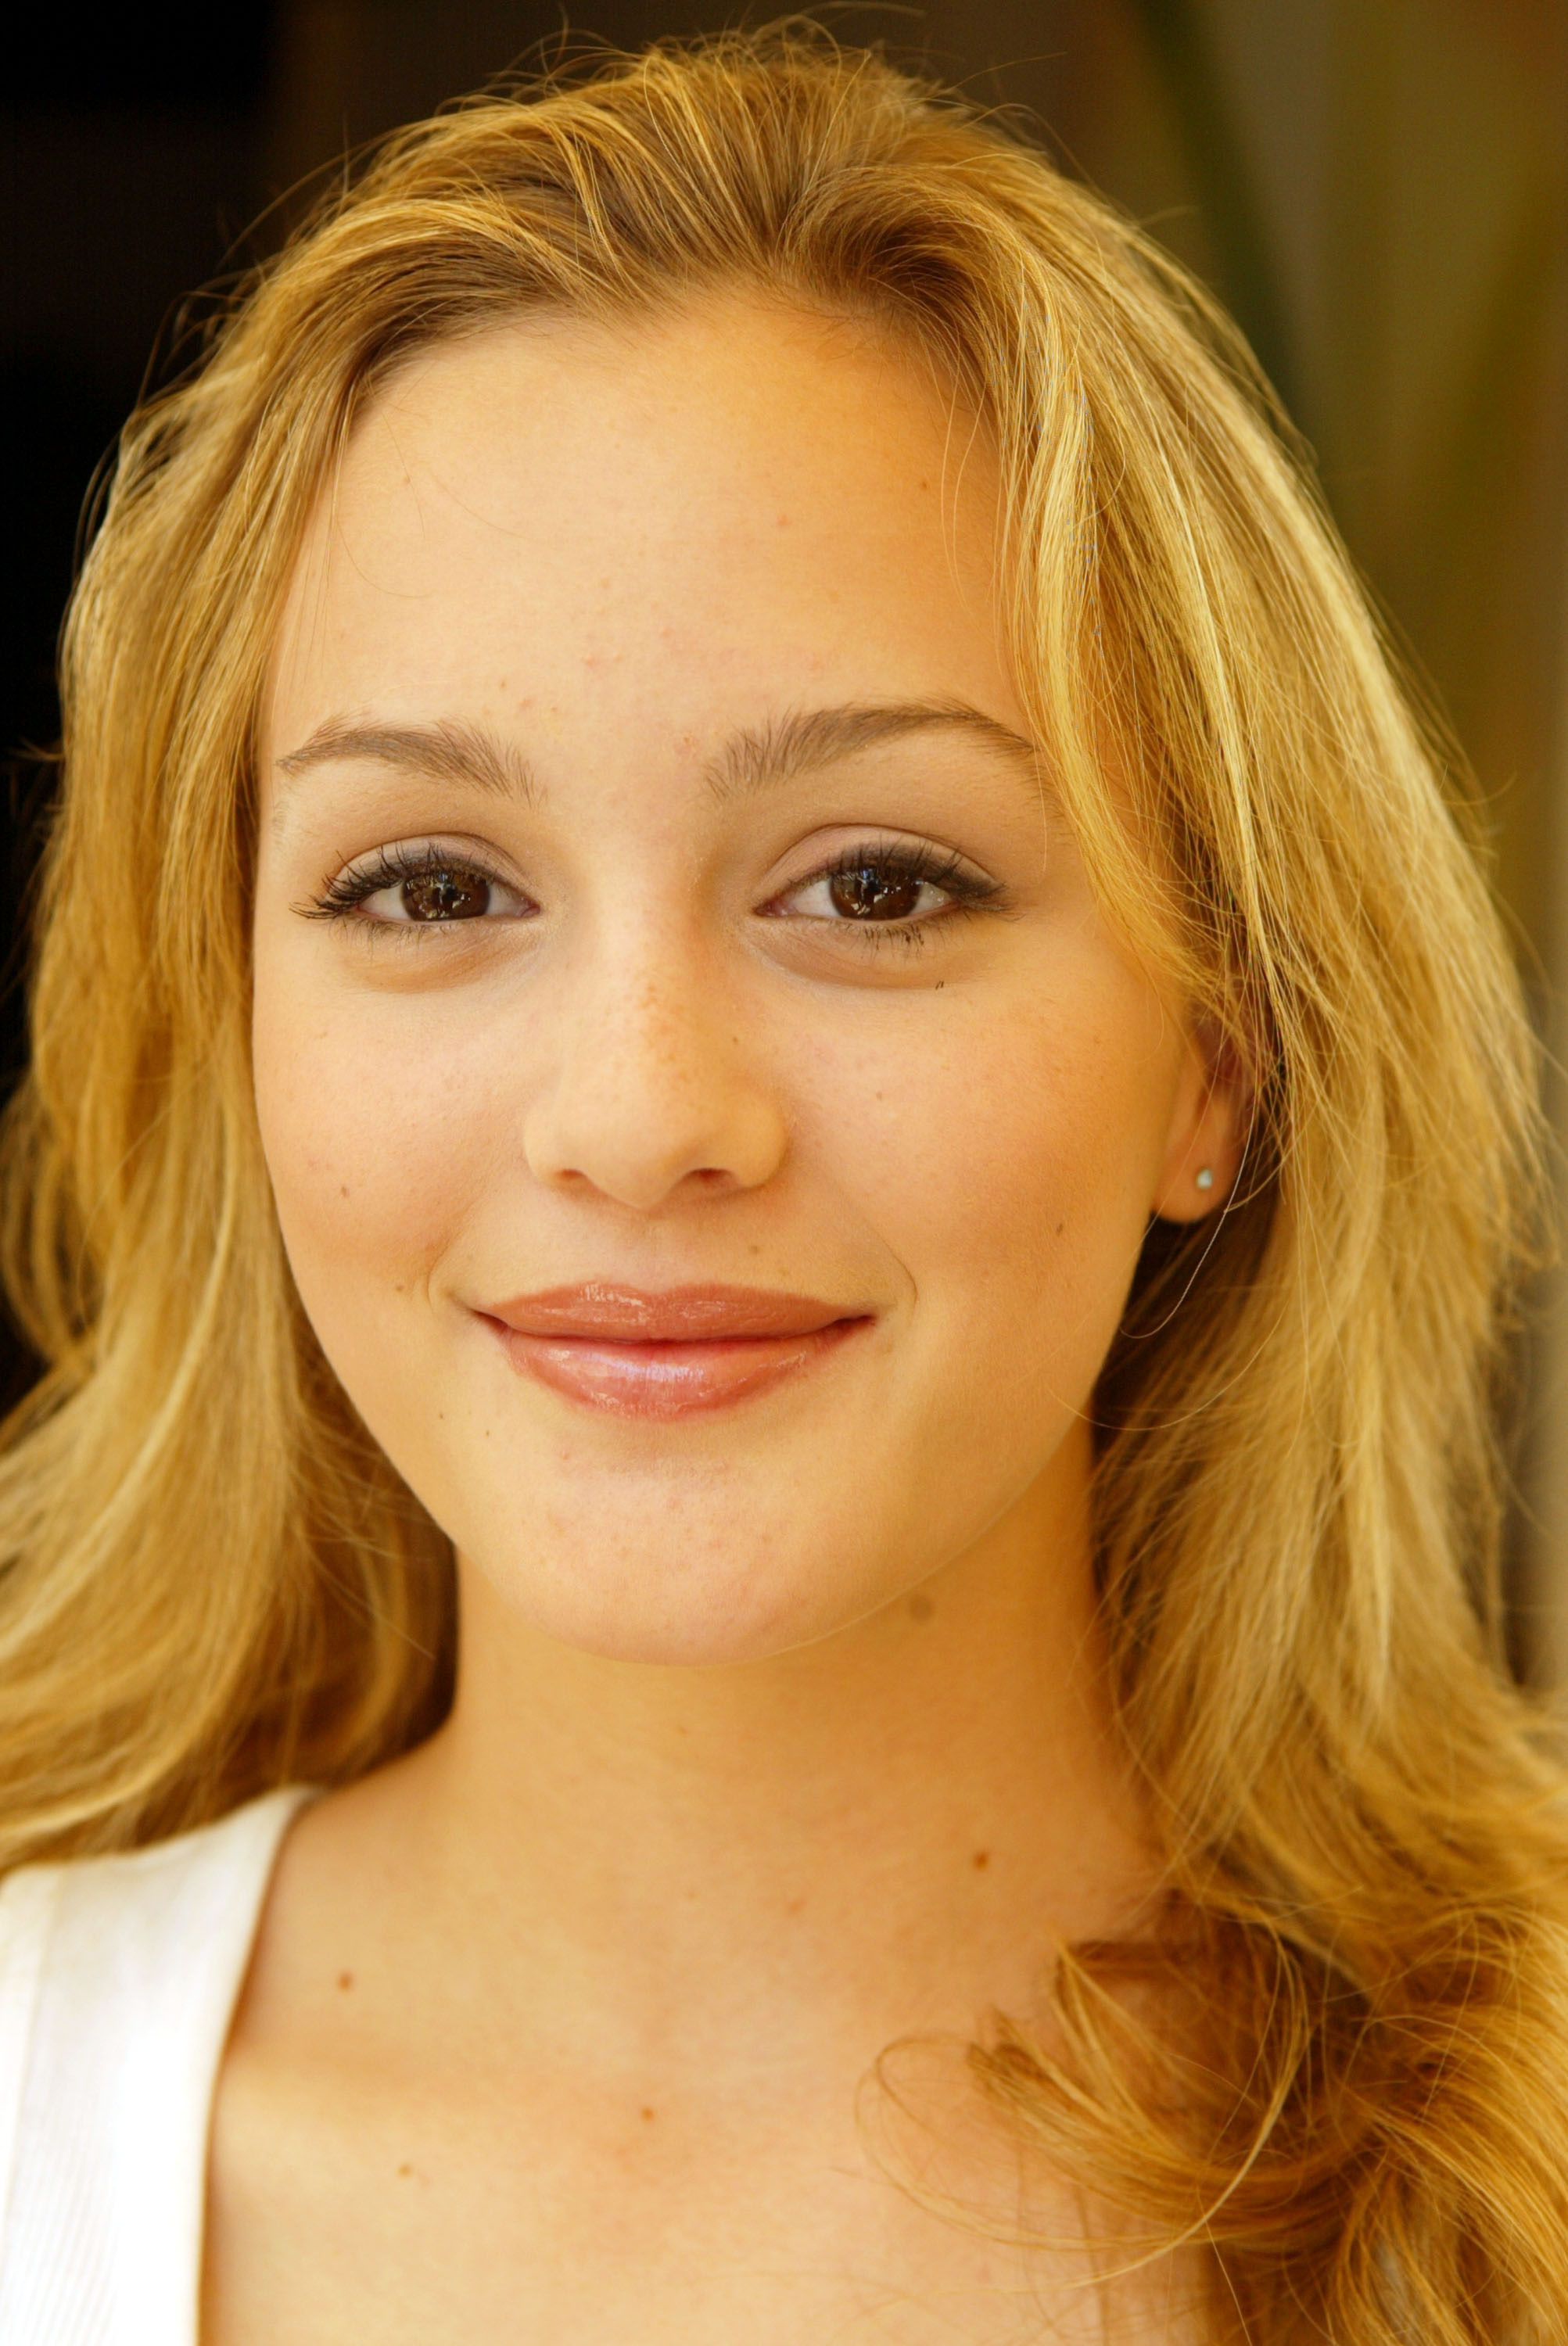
xmin=479 ymin=1282 xmax=864 ymax=1342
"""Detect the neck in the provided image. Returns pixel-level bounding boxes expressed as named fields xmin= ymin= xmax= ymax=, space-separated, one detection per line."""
xmin=386 ymin=1429 xmax=1153 ymax=2071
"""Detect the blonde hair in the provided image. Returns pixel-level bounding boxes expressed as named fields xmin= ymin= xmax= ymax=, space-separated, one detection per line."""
xmin=3 ymin=27 xmax=1566 ymax=2337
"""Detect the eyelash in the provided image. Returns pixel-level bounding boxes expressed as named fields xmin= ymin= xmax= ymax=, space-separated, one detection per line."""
xmin=303 ymin=836 xmax=1007 ymax=939
xmin=302 ymin=841 xmax=521 ymax=923
xmin=785 ymin=839 xmax=1006 ymax=948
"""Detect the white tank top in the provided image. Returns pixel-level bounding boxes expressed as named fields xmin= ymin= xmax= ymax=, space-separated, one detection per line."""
xmin=0 ymin=1787 xmax=311 ymax=2344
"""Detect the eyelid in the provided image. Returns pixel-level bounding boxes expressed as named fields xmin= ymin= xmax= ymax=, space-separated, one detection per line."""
xmin=301 ymin=836 xmax=530 ymax=924
xmin=760 ymin=834 xmax=1007 ymax=920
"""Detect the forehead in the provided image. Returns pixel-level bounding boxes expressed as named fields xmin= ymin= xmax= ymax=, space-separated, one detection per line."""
xmin=266 ymin=298 xmax=1014 ymax=756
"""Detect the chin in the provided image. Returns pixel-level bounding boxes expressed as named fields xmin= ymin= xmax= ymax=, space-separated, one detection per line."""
xmin=471 ymin=1532 xmax=883 ymax=1670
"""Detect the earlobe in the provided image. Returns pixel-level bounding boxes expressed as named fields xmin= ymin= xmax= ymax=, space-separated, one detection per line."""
xmin=1152 ymin=1037 xmax=1246 ymax=1225
xmin=1154 ymin=1157 xmax=1231 ymax=1225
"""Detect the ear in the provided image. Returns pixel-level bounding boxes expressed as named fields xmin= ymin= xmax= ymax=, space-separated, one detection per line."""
xmin=1150 ymin=1028 xmax=1249 ymax=1225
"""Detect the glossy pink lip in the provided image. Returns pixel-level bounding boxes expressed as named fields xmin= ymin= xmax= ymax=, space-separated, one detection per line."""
xmin=477 ymin=1282 xmax=871 ymax=1420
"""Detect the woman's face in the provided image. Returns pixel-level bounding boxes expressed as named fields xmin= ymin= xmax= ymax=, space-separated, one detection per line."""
xmin=253 ymin=300 xmax=1226 ymax=1666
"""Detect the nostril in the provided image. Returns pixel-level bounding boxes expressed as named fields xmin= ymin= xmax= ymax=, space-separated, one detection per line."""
xmin=522 ymin=1062 xmax=788 ymax=1208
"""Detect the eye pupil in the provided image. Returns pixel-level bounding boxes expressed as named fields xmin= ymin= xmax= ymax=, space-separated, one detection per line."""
xmin=401 ymin=867 xmax=490 ymax=921
xmin=828 ymin=866 xmax=923 ymax=920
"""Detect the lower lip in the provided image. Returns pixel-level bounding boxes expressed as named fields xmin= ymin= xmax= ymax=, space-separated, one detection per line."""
xmin=486 ymin=1322 xmax=866 ymax=1419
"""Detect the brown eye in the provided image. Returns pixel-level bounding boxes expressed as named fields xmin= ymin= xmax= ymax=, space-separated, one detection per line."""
xmin=400 ymin=867 xmax=491 ymax=921
xmin=827 ymin=866 xmax=924 ymax=920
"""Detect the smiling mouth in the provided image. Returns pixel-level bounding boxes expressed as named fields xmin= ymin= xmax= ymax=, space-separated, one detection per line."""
xmin=475 ymin=1281 xmax=873 ymax=1420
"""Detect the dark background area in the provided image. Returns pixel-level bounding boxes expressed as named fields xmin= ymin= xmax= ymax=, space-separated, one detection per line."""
xmin=5 ymin=2 xmax=1568 ymax=1662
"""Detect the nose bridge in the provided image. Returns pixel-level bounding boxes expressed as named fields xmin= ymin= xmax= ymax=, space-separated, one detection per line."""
xmin=523 ymin=908 xmax=786 ymax=1210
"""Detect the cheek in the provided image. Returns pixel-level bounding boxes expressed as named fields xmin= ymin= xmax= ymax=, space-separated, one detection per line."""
xmin=250 ymin=968 xmax=508 ymax=1336
xmin=802 ymin=977 xmax=1178 ymax=1389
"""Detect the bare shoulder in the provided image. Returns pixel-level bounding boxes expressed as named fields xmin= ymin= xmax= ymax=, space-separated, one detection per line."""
xmin=222 ymin=1752 xmax=436 ymax=2031
xmin=202 ymin=1753 xmax=455 ymax=2344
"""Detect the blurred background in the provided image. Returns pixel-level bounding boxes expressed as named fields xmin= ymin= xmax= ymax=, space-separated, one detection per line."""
xmin=5 ymin=2 xmax=1568 ymax=1671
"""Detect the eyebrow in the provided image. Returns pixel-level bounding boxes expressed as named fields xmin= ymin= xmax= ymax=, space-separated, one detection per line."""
xmin=275 ymin=717 xmax=536 ymax=798
xmin=273 ymin=699 xmax=1040 ymax=803
xmin=702 ymin=701 xmax=1041 ymax=799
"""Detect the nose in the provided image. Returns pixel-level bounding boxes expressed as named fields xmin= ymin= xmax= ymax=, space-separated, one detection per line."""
xmin=522 ymin=944 xmax=789 ymax=1212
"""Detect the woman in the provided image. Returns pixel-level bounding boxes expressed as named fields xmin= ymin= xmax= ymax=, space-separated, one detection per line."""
xmin=0 ymin=30 xmax=1563 ymax=2343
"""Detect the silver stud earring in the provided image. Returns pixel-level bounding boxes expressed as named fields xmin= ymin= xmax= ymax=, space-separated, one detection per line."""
xmin=1195 ymin=1166 xmax=1215 ymax=1192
